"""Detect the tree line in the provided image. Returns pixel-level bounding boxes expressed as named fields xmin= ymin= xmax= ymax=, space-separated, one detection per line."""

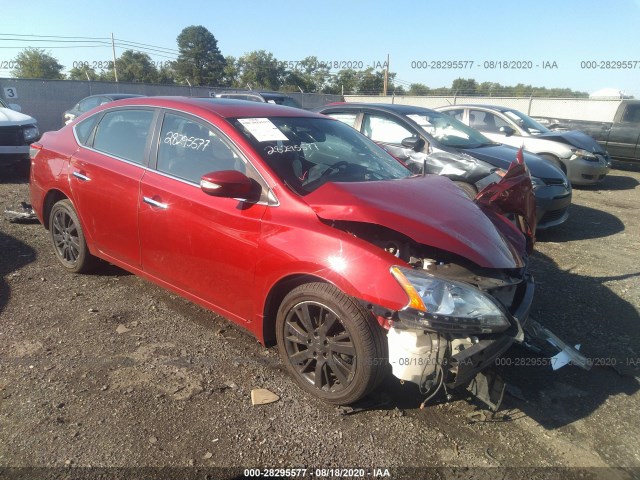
xmin=9 ymin=25 xmax=588 ymax=98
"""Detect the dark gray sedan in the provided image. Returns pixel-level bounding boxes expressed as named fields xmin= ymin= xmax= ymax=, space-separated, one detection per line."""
xmin=316 ymin=103 xmax=572 ymax=229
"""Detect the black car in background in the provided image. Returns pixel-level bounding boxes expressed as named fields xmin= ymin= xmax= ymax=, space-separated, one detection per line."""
xmin=316 ymin=103 xmax=572 ymax=229
xmin=63 ymin=94 xmax=144 ymax=125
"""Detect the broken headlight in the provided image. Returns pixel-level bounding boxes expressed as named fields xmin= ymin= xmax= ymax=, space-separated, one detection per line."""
xmin=391 ymin=266 xmax=510 ymax=334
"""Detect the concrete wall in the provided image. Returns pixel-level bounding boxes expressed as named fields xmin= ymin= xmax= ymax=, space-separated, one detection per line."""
xmin=344 ymin=95 xmax=623 ymax=122
xmin=0 ymin=78 xmax=342 ymax=133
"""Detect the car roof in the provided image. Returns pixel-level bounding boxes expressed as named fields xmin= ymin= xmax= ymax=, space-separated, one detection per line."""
xmin=321 ymin=102 xmax=439 ymax=115
xmin=86 ymin=94 xmax=144 ymax=100
xmin=439 ymin=104 xmax=514 ymax=113
xmin=106 ymin=96 xmax=321 ymax=119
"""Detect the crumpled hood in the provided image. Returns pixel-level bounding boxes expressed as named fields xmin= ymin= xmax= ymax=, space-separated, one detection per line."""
xmin=304 ymin=175 xmax=524 ymax=269
xmin=538 ymin=130 xmax=606 ymax=154
xmin=0 ymin=107 xmax=37 ymax=126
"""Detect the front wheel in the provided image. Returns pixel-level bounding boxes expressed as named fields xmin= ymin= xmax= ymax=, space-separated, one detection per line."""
xmin=49 ymin=199 xmax=97 ymax=273
xmin=276 ymin=283 xmax=387 ymax=405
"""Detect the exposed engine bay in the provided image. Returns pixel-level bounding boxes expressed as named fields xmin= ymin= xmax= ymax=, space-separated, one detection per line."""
xmin=329 ymin=219 xmax=589 ymax=411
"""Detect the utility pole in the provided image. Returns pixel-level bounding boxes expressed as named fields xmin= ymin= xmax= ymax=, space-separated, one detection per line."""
xmin=111 ymin=33 xmax=119 ymax=82
xmin=383 ymin=53 xmax=389 ymax=96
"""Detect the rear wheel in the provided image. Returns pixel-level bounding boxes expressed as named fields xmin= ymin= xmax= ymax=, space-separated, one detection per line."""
xmin=454 ymin=181 xmax=477 ymax=199
xmin=276 ymin=283 xmax=387 ymax=405
xmin=49 ymin=199 xmax=98 ymax=273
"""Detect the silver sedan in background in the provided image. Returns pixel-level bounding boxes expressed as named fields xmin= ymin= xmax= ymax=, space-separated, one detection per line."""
xmin=436 ymin=104 xmax=611 ymax=185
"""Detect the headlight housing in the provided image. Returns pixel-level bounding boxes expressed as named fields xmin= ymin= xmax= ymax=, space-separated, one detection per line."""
xmin=23 ymin=125 xmax=40 ymax=143
xmin=572 ymin=148 xmax=598 ymax=161
xmin=391 ymin=266 xmax=510 ymax=333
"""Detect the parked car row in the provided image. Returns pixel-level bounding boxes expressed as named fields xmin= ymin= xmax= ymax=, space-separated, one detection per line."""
xmin=315 ymin=103 xmax=572 ymax=229
xmin=29 ymin=97 xmax=589 ymax=411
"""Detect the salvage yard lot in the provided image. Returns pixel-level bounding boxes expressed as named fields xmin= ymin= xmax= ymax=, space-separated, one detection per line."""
xmin=1 ymin=163 xmax=639 ymax=479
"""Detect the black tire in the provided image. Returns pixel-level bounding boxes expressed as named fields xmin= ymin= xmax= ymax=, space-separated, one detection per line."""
xmin=49 ymin=199 xmax=97 ymax=273
xmin=276 ymin=283 xmax=387 ymax=405
xmin=454 ymin=181 xmax=477 ymax=199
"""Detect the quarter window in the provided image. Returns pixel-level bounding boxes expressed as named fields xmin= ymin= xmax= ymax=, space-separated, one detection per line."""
xmin=92 ymin=109 xmax=154 ymax=164
xmin=326 ymin=112 xmax=358 ymax=128
xmin=157 ymin=113 xmax=246 ymax=184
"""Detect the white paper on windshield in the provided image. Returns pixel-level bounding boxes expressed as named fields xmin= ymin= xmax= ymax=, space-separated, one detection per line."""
xmin=238 ymin=118 xmax=289 ymax=142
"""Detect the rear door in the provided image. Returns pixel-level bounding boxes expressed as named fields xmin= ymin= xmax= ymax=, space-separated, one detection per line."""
xmin=138 ymin=110 xmax=268 ymax=322
xmin=70 ymin=107 xmax=156 ymax=268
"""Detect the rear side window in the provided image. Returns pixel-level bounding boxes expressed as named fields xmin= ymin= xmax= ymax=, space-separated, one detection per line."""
xmin=621 ymin=104 xmax=640 ymax=123
xmin=93 ymin=109 xmax=155 ymax=165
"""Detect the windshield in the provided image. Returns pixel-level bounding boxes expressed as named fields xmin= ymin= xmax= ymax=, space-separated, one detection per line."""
xmin=503 ymin=110 xmax=550 ymax=134
xmin=404 ymin=110 xmax=496 ymax=149
xmin=232 ymin=116 xmax=411 ymax=195
xmin=0 ymin=98 xmax=7 ymax=108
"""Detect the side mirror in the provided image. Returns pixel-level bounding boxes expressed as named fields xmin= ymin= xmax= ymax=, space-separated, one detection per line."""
xmin=401 ymin=136 xmax=426 ymax=152
xmin=200 ymin=170 xmax=253 ymax=198
xmin=499 ymin=126 xmax=516 ymax=137
xmin=8 ymin=104 xmax=22 ymax=112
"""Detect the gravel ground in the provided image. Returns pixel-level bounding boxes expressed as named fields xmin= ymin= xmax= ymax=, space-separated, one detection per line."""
xmin=1 ymin=162 xmax=639 ymax=480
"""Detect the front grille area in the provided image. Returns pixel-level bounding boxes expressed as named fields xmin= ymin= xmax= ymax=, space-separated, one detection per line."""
xmin=541 ymin=177 xmax=566 ymax=186
xmin=540 ymin=206 xmax=569 ymax=224
xmin=0 ymin=127 xmax=23 ymax=146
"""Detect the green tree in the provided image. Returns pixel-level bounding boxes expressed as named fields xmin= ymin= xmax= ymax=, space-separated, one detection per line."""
xmin=324 ymin=69 xmax=360 ymax=94
xmin=113 ymin=50 xmax=159 ymax=83
xmin=173 ymin=25 xmax=226 ymax=86
xmin=282 ymin=56 xmax=330 ymax=92
xmin=220 ymin=55 xmax=239 ymax=87
xmin=12 ymin=48 xmax=65 ymax=79
xmin=236 ymin=50 xmax=284 ymax=90
xmin=408 ymin=83 xmax=430 ymax=95
xmin=451 ymin=78 xmax=478 ymax=95
xmin=67 ymin=64 xmax=98 ymax=81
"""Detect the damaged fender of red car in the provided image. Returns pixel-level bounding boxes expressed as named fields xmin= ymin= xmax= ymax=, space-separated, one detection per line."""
xmin=304 ymin=175 xmax=525 ymax=269
xmin=474 ymin=151 xmax=537 ymax=253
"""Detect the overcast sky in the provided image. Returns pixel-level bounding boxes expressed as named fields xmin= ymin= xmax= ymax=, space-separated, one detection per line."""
xmin=2 ymin=0 xmax=639 ymax=95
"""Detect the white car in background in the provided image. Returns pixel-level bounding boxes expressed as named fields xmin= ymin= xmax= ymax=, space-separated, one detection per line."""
xmin=436 ymin=104 xmax=611 ymax=185
xmin=0 ymin=97 xmax=40 ymax=168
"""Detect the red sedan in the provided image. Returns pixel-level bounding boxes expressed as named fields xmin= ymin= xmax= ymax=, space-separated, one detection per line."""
xmin=30 ymin=97 xmax=535 ymax=407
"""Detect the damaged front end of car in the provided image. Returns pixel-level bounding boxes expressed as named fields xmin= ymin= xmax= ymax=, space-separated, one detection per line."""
xmin=311 ymin=155 xmax=588 ymax=411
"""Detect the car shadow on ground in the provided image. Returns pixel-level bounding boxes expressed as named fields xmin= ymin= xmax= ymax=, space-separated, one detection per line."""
xmin=536 ymin=203 xmax=624 ymax=242
xmin=575 ymin=173 xmax=639 ymax=192
xmin=0 ymin=231 xmax=37 ymax=315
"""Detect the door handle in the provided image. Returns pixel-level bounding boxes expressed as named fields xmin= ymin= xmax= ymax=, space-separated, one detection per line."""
xmin=142 ymin=196 xmax=168 ymax=209
xmin=72 ymin=171 xmax=91 ymax=181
